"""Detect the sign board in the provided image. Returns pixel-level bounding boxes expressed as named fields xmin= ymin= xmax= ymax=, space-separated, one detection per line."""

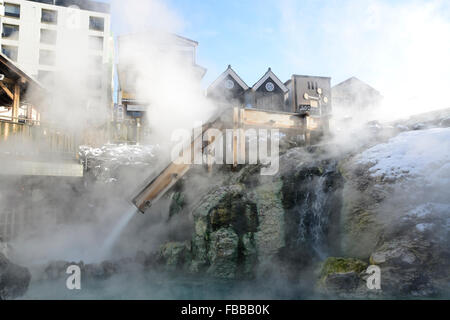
xmin=127 ymin=104 xmax=147 ymax=112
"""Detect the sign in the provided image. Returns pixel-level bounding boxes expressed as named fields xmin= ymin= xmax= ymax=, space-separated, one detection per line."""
xmin=127 ymin=104 xmax=147 ymax=112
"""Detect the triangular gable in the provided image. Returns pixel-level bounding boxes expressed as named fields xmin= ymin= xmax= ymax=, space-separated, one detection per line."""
xmin=252 ymin=68 xmax=288 ymax=93
xmin=333 ymin=77 xmax=381 ymax=96
xmin=207 ymin=65 xmax=249 ymax=93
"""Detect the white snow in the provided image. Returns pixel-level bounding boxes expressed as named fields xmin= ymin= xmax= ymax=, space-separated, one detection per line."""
xmin=78 ymin=143 xmax=159 ymax=165
xmin=356 ymin=128 xmax=450 ymax=186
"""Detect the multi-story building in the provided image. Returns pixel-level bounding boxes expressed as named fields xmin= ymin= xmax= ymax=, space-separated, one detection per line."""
xmin=0 ymin=0 xmax=113 ymax=123
xmin=116 ymin=31 xmax=206 ymax=143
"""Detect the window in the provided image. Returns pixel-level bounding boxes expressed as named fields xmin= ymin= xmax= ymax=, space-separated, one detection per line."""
xmin=40 ymin=29 xmax=57 ymax=44
xmin=89 ymin=36 xmax=103 ymax=51
xmin=4 ymin=3 xmax=20 ymax=18
xmin=2 ymin=45 xmax=18 ymax=61
xmin=2 ymin=24 xmax=19 ymax=40
xmin=89 ymin=16 xmax=104 ymax=31
xmin=39 ymin=49 xmax=56 ymax=66
xmin=41 ymin=9 xmax=58 ymax=24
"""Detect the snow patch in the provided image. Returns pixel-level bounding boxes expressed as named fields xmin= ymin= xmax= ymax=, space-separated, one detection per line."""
xmin=356 ymin=128 xmax=450 ymax=186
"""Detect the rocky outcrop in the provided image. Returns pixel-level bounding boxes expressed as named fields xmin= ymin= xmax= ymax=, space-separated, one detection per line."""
xmin=207 ymin=227 xmax=239 ymax=279
xmin=337 ymin=128 xmax=450 ymax=297
xmin=161 ymin=147 xmax=344 ymax=281
xmin=0 ymin=253 xmax=31 ymax=300
xmin=317 ymin=257 xmax=369 ymax=297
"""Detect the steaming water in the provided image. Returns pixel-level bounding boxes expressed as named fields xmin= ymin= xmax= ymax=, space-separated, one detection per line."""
xmin=297 ymin=175 xmax=330 ymax=258
xmin=100 ymin=205 xmax=138 ymax=260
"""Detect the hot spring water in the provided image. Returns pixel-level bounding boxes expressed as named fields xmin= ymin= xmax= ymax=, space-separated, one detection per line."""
xmin=101 ymin=205 xmax=138 ymax=260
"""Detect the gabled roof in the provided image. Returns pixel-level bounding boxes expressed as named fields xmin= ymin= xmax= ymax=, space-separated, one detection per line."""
xmin=252 ymin=68 xmax=288 ymax=93
xmin=207 ymin=65 xmax=249 ymax=93
xmin=332 ymin=77 xmax=381 ymax=96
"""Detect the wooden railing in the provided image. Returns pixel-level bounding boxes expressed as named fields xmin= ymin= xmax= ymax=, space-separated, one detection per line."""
xmin=0 ymin=117 xmax=79 ymax=160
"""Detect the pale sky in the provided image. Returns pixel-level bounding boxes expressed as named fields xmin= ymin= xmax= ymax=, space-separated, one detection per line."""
xmin=101 ymin=0 xmax=450 ymax=116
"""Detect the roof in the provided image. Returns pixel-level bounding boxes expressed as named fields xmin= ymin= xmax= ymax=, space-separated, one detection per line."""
xmin=0 ymin=52 xmax=44 ymax=89
xmin=252 ymin=68 xmax=288 ymax=93
xmin=207 ymin=65 xmax=250 ymax=93
xmin=332 ymin=77 xmax=381 ymax=96
xmin=291 ymin=74 xmax=331 ymax=80
xmin=117 ymin=31 xmax=198 ymax=47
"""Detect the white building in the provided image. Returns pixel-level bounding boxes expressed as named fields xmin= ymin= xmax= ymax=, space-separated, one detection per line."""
xmin=0 ymin=0 xmax=113 ymax=120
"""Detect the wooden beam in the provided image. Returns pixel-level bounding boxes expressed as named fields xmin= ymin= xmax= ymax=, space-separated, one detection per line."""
xmin=12 ymin=84 xmax=20 ymax=121
xmin=241 ymin=108 xmax=304 ymax=129
xmin=0 ymin=82 xmax=14 ymax=100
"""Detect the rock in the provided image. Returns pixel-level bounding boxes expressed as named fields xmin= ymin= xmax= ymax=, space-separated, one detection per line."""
xmin=207 ymin=227 xmax=239 ymax=279
xmin=317 ymin=257 xmax=368 ymax=296
xmin=169 ymin=192 xmax=185 ymax=217
xmin=241 ymin=232 xmax=257 ymax=277
xmin=250 ymin=178 xmax=286 ymax=270
xmin=0 ymin=253 xmax=31 ymax=300
xmin=160 ymin=242 xmax=189 ymax=271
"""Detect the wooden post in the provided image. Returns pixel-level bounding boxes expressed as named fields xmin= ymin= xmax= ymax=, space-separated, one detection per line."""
xmin=239 ymin=108 xmax=245 ymax=164
xmin=233 ymin=107 xmax=239 ymax=168
xmin=12 ymin=84 xmax=20 ymax=122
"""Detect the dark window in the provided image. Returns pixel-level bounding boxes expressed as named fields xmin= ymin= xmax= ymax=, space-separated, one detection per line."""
xmin=39 ymin=49 xmax=56 ymax=66
xmin=89 ymin=36 xmax=103 ymax=51
xmin=4 ymin=3 xmax=20 ymax=18
xmin=89 ymin=16 xmax=104 ymax=31
xmin=41 ymin=9 xmax=58 ymax=24
xmin=40 ymin=29 xmax=57 ymax=44
xmin=2 ymin=45 xmax=18 ymax=61
xmin=307 ymin=82 xmax=311 ymax=90
xmin=2 ymin=24 xmax=19 ymax=40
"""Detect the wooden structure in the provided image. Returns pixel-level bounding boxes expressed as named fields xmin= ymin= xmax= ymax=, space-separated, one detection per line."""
xmin=0 ymin=53 xmax=82 ymax=177
xmin=132 ymin=105 xmax=314 ymax=213
xmin=206 ymin=65 xmax=249 ymax=105
xmin=248 ymin=68 xmax=289 ymax=112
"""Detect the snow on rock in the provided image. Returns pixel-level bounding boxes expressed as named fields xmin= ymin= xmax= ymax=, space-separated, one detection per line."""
xmin=356 ymin=128 xmax=450 ymax=186
xmin=78 ymin=144 xmax=160 ymax=183
xmin=79 ymin=144 xmax=159 ymax=166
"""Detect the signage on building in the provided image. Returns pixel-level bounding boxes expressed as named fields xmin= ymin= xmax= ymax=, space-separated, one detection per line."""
xmin=127 ymin=104 xmax=147 ymax=112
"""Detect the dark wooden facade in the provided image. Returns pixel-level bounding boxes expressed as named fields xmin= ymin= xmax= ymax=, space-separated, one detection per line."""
xmin=206 ymin=65 xmax=249 ymax=105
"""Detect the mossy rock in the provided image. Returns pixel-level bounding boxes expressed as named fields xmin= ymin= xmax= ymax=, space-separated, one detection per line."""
xmin=318 ymin=257 xmax=368 ymax=284
xmin=169 ymin=191 xmax=185 ymax=217
xmin=159 ymin=241 xmax=189 ymax=270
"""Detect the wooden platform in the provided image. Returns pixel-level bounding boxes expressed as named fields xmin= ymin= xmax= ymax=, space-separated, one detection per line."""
xmin=0 ymin=158 xmax=83 ymax=177
xmin=132 ymin=106 xmax=315 ymax=213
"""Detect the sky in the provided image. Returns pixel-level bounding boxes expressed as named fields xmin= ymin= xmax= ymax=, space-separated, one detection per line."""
xmin=101 ymin=0 xmax=450 ymax=116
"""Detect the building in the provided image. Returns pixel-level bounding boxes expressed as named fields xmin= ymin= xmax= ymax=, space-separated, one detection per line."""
xmin=0 ymin=0 xmax=113 ymax=122
xmin=206 ymin=65 xmax=249 ymax=105
xmin=285 ymin=75 xmax=331 ymax=116
xmin=207 ymin=67 xmax=332 ymax=136
xmin=116 ymin=31 xmax=207 ymax=144
xmin=248 ymin=68 xmax=289 ymax=112
xmin=332 ymin=77 xmax=382 ymax=121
